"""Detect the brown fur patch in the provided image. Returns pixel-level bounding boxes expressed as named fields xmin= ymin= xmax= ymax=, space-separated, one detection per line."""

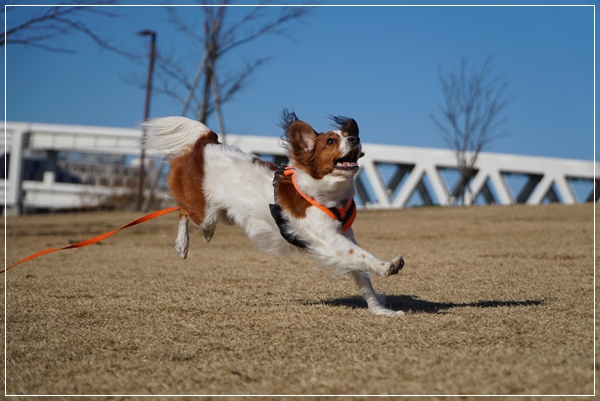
xmin=309 ymin=132 xmax=346 ymax=179
xmin=167 ymin=131 xmax=219 ymax=226
xmin=275 ymin=174 xmax=311 ymax=219
xmin=283 ymin=120 xmax=361 ymax=180
xmin=287 ymin=127 xmax=345 ymax=179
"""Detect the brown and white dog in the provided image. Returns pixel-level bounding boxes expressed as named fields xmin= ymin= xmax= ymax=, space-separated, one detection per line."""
xmin=143 ymin=110 xmax=405 ymax=316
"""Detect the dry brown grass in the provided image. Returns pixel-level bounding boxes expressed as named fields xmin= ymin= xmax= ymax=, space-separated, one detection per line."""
xmin=2 ymin=203 xmax=596 ymax=396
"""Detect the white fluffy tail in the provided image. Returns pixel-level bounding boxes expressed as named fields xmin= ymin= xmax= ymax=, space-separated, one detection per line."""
xmin=142 ymin=116 xmax=213 ymax=158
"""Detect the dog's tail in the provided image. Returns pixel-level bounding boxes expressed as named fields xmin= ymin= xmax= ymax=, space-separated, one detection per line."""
xmin=142 ymin=116 xmax=215 ymax=158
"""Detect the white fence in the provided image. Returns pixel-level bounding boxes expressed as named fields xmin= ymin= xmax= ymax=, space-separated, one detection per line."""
xmin=4 ymin=122 xmax=143 ymax=214
xmin=357 ymin=143 xmax=598 ymax=207
xmin=3 ymin=121 xmax=597 ymax=214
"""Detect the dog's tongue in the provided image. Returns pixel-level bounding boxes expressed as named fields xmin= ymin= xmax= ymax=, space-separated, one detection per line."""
xmin=336 ymin=161 xmax=358 ymax=170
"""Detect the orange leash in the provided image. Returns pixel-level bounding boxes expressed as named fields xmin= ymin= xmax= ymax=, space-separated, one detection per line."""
xmin=3 ymin=206 xmax=180 ymax=274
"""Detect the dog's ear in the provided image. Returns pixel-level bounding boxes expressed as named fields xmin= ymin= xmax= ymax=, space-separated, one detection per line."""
xmin=288 ymin=121 xmax=318 ymax=152
xmin=343 ymin=119 xmax=359 ymax=138
xmin=330 ymin=115 xmax=359 ymax=137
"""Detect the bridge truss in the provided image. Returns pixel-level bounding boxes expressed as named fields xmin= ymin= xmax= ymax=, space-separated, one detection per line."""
xmin=3 ymin=121 xmax=597 ymax=214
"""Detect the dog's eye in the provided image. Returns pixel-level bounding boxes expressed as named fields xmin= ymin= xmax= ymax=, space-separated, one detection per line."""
xmin=326 ymin=138 xmax=335 ymax=145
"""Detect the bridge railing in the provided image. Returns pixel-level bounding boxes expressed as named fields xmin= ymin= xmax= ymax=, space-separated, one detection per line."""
xmin=3 ymin=121 xmax=597 ymax=214
xmin=225 ymin=134 xmax=597 ymax=207
xmin=4 ymin=122 xmax=143 ymax=214
xmin=356 ymin=143 xmax=598 ymax=207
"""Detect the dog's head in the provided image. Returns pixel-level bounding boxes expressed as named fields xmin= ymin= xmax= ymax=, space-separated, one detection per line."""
xmin=279 ymin=110 xmax=364 ymax=180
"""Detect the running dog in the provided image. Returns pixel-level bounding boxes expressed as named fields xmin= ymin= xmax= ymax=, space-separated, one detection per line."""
xmin=143 ymin=111 xmax=405 ymax=316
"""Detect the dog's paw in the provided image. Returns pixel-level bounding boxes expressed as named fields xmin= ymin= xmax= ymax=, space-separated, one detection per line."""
xmin=368 ymin=305 xmax=405 ymax=316
xmin=174 ymin=242 xmax=188 ymax=259
xmin=386 ymin=255 xmax=404 ymax=276
xmin=203 ymin=227 xmax=216 ymax=243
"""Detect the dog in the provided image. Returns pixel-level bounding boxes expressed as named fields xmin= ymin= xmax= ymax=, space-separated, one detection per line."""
xmin=143 ymin=110 xmax=405 ymax=316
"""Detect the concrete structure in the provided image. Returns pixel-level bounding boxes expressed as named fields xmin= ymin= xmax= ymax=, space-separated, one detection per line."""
xmin=3 ymin=121 xmax=597 ymax=214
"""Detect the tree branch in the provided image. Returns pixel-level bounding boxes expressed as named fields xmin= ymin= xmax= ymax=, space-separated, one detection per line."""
xmin=2 ymin=1 xmax=131 ymax=57
xmin=432 ymin=56 xmax=511 ymax=205
xmin=148 ymin=1 xmax=310 ymax=123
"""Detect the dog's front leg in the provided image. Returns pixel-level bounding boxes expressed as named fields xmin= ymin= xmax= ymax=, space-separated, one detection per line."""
xmin=345 ymin=229 xmax=405 ymax=316
xmin=304 ymin=227 xmax=404 ymax=277
xmin=294 ymin=209 xmax=404 ymax=276
xmin=350 ymin=271 xmax=405 ymax=316
xmin=341 ymin=227 xmax=404 ymax=277
xmin=174 ymin=212 xmax=190 ymax=259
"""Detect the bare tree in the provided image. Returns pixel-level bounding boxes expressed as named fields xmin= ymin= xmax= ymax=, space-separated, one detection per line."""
xmin=136 ymin=1 xmax=308 ymax=210
xmin=1 ymin=1 xmax=130 ymax=55
xmin=431 ymin=56 xmax=510 ymax=206
xmin=135 ymin=1 xmax=309 ymax=131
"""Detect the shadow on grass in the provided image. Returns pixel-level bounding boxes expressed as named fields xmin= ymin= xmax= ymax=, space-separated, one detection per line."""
xmin=309 ymin=295 xmax=545 ymax=314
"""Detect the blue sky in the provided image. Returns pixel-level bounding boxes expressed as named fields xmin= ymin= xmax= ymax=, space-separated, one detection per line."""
xmin=3 ymin=2 xmax=596 ymax=161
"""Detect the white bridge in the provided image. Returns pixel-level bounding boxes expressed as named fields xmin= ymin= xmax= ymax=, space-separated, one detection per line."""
xmin=3 ymin=121 xmax=597 ymax=214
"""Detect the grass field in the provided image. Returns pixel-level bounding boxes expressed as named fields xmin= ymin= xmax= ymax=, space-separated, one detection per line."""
xmin=2 ymin=203 xmax=596 ymax=396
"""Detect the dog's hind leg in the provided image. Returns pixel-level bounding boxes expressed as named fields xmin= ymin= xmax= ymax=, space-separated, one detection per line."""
xmin=202 ymin=227 xmax=216 ymax=243
xmin=200 ymin=208 xmax=226 ymax=243
xmin=175 ymin=210 xmax=190 ymax=259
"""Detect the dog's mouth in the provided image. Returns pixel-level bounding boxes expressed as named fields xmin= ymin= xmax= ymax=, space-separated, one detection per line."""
xmin=334 ymin=151 xmax=362 ymax=171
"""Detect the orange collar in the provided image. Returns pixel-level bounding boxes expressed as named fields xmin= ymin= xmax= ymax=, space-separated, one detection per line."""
xmin=281 ymin=166 xmax=356 ymax=233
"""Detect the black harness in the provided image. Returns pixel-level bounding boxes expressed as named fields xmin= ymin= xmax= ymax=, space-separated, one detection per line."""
xmin=269 ymin=164 xmax=310 ymax=249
